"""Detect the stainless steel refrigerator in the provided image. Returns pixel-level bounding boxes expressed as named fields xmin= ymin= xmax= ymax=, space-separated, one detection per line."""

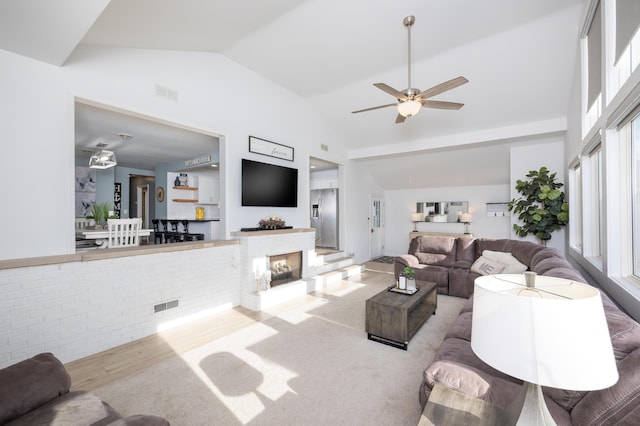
xmin=310 ymin=188 xmax=338 ymax=249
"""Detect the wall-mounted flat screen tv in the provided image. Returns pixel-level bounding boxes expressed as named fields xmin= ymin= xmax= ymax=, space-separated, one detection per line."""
xmin=242 ymin=159 xmax=298 ymax=207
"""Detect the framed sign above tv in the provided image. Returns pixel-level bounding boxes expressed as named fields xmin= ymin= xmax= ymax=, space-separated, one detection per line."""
xmin=249 ymin=136 xmax=294 ymax=162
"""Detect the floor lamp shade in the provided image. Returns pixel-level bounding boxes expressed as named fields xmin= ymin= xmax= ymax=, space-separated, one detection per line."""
xmin=471 ymin=274 xmax=618 ymax=391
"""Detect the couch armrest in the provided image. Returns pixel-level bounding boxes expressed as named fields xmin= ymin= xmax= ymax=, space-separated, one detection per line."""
xmin=0 ymin=353 xmax=71 ymax=424
xmin=394 ymin=254 xmax=420 ymax=268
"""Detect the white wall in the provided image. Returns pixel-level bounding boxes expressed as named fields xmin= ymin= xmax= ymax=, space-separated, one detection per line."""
xmin=0 ymin=46 xmax=356 ymax=260
xmin=509 ymin=140 xmax=566 ymax=254
xmin=384 ymin=184 xmax=512 ymax=255
xmin=345 ymin=161 xmax=385 ymax=263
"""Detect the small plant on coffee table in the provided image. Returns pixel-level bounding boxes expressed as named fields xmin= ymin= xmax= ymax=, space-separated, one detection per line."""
xmin=403 ymin=267 xmax=416 ymax=280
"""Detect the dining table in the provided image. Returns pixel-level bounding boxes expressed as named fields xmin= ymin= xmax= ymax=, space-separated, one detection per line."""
xmin=76 ymin=228 xmax=153 ymax=249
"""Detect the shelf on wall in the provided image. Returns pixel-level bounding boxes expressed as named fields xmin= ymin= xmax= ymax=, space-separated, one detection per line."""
xmin=172 ymin=199 xmax=199 ymax=203
xmin=173 ymin=186 xmax=198 ymax=190
xmin=486 ymin=202 xmax=510 ymax=217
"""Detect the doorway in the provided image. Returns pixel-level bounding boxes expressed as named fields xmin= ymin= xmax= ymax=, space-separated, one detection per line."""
xmin=370 ymin=195 xmax=385 ymax=259
xmin=130 ymin=175 xmax=155 ymax=227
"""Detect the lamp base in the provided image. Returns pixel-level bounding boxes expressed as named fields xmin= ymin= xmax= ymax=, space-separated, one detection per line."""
xmin=502 ymin=381 xmax=556 ymax=426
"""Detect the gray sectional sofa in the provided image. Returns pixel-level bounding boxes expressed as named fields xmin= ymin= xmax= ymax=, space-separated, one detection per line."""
xmin=395 ymin=235 xmax=640 ymax=425
xmin=0 ymin=352 xmax=169 ymax=425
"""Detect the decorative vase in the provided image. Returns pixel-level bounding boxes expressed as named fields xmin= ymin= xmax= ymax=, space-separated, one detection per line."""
xmin=398 ymin=275 xmax=406 ymax=290
xmin=406 ymin=278 xmax=416 ymax=292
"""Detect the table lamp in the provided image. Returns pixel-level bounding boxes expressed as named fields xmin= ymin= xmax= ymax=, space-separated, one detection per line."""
xmin=411 ymin=212 xmax=424 ymax=231
xmin=471 ymin=274 xmax=618 ymax=425
xmin=460 ymin=213 xmax=472 ymax=234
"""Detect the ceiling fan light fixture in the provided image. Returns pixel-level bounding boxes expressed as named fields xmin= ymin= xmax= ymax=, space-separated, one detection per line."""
xmin=397 ymin=99 xmax=421 ymax=117
xmin=89 ymin=149 xmax=117 ymax=169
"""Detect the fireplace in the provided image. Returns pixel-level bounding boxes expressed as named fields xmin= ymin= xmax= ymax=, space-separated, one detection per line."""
xmin=268 ymin=251 xmax=302 ymax=287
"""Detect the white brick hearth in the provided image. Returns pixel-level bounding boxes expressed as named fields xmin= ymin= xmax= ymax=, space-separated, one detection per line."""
xmin=231 ymin=228 xmax=317 ymax=311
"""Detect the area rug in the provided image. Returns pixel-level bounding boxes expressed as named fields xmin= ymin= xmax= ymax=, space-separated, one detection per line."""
xmin=92 ymin=275 xmax=465 ymax=425
xmin=371 ymin=255 xmax=396 ymax=264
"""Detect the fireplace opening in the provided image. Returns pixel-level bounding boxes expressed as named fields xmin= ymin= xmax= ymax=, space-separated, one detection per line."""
xmin=268 ymin=251 xmax=302 ymax=287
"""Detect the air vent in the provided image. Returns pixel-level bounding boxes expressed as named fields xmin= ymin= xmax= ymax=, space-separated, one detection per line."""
xmin=154 ymin=298 xmax=179 ymax=313
xmin=154 ymin=84 xmax=179 ymax=102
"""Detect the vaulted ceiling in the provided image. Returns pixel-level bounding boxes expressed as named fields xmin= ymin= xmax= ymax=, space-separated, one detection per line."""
xmin=1 ymin=0 xmax=587 ymax=189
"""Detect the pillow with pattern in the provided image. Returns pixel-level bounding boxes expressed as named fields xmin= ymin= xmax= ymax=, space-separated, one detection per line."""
xmin=482 ymin=250 xmax=528 ymax=273
xmin=471 ymin=256 xmax=506 ymax=275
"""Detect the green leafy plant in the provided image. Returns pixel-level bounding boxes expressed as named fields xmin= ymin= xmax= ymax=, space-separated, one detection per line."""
xmin=87 ymin=202 xmax=113 ymax=226
xmin=508 ymin=167 xmax=568 ymax=244
xmin=403 ymin=266 xmax=416 ymax=280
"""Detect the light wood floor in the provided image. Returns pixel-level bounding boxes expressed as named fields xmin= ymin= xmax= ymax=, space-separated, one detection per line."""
xmin=65 ymin=262 xmax=393 ymax=392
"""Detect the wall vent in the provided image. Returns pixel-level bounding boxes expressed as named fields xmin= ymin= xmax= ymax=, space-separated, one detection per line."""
xmin=154 ymin=84 xmax=179 ymax=102
xmin=154 ymin=298 xmax=179 ymax=313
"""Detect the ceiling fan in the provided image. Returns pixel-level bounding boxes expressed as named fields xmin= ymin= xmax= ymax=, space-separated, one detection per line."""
xmin=352 ymin=16 xmax=468 ymax=124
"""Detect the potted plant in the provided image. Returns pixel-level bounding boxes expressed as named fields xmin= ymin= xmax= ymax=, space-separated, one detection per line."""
xmin=508 ymin=167 xmax=568 ymax=245
xmin=403 ymin=267 xmax=417 ymax=291
xmin=87 ymin=202 xmax=113 ymax=229
xmin=403 ymin=266 xmax=416 ymax=280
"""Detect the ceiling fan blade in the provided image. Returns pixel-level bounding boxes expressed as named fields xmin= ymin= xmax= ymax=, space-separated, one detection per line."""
xmin=395 ymin=114 xmax=407 ymax=124
xmin=418 ymin=76 xmax=468 ymax=99
xmin=374 ymin=83 xmax=408 ymax=101
xmin=421 ymin=100 xmax=465 ymax=110
xmin=351 ymin=103 xmax=397 ymax=114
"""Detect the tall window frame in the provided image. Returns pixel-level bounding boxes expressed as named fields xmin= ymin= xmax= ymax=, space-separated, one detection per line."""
xmin=569 ymin=162 xmax=583 ymax=253
xmin=582 ymin=143 xmax=604 ymax=267
xmin=608 ymin=0 xmax=640 ymax=99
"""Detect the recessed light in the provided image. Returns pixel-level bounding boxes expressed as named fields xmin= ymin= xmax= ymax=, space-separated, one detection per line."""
xmin=117 ymin=132 xmax=133 ymax=140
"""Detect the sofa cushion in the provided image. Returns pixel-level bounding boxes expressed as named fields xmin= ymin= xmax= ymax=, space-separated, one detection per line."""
xmin=444 ymin=311 xmax=472 ymax=341
xmin=411 ymin=236 xmax=458 ymax=267
xmin=481 ymin=250 xmax=528 ymax=273
xmin=571 ymin=349 xmax=640 ymax=426
xmin=6 ymin=391 xmax=122 ymax=426
xmin=476 ymin=239 xmax=546 ymax=267
xmin=0 ymin=352 xmax=72 ymax=424
xmin=603 ymin=306 xmax=640 ymax=361
xmin=456 ymin=236 xmax=476 ymax=264
xmin=470 ymin=256 xmax=505 ymax=275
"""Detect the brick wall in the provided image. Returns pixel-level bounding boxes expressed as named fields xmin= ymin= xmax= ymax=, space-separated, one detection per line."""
xmin=0 ymin=244 xmax=240 ymax=368
xmin=235 ymin=230 xmax=316 ymax=310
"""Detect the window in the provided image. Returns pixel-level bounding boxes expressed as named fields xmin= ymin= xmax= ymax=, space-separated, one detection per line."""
xmin=632 ymin=117 xmax=640 ymax=277
xmin=584 ymin=2 xmax=603 ymax=135
xmin=569 ymin=164 xmax=583 ymax=252
xmin=611 ymin=0 xmax=640 ymax=98
xmin=583 ymin=144 xmax=604 ymax=263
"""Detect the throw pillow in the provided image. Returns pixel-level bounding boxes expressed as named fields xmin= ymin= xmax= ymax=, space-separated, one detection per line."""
xmin=482 ymin=250 xmax=528 ymax=273
xmin=471 ymin=256 xmax=506 ymax=275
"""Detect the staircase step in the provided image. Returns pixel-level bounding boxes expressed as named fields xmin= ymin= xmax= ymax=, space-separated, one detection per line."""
xmin=315 ymin=256 xmax=354 ymax=275
xmin=307 ymin=264 xmax=365 ymax=289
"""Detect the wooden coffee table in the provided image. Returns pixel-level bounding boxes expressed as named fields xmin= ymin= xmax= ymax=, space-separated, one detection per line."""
xmin=365 ymin=280 xmax=437 ymax=350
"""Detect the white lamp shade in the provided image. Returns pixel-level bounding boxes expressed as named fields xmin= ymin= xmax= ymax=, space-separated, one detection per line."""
xmin=460 ymin=213 xmax=472 ymax=223
xmin=411 ymin=212 xmax=425 ymax=222
xmin=397 ymin=99 xmax=421 ymax=117
xmin=89 ymin=149 xmax=117 ymax=169
xmin=471 ymin=274 xmax=618 ymax=391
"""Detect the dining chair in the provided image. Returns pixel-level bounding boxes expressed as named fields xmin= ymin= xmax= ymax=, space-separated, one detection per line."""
xmin=151 ymin=219 xmax=167 ymax=244
xmin=107 ymin=218 xmax=142 ymax=248
xmin=180 ymin=220 xmax=205 ymax=241
xmin=168 ymin=220 xmax=186 ymax=243
xmin=75 ymin=218 xmax=95 ymax=229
